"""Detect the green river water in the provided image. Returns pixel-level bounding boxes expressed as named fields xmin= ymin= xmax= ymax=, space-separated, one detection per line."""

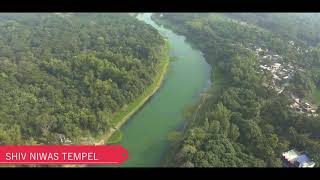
xmin=118 ymin=13 xmax=211 ymax=167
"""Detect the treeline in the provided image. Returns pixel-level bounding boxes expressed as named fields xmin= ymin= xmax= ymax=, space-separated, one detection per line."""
xmin=153 ymin=13 xmax=320 ymax=167
xmin=225 ymin=13 xmax=320 ymax=47
xmin=0 ymin=13 xmax=167 ymax=145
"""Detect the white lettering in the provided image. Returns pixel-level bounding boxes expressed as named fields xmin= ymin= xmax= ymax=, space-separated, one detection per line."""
xmin=62 ymin=152 xmax=98 ymax=161
xmin=29 ymin=153 xmax=59 ymax=161
xmin=5 ymin=153 xmax=26 ymax=161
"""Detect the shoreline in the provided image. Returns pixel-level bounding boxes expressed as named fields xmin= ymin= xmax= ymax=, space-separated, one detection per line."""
xmin=94 ymin=44 xmax=170 ymax=145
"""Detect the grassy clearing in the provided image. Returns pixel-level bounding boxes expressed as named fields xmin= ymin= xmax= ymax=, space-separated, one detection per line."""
xmin=208 ymin=65 xmax=224 ymax=95
xmin=312 ymin=88 xmax=320 ymax=105
xmin=106 ymin=130 xmax=123 ymax=144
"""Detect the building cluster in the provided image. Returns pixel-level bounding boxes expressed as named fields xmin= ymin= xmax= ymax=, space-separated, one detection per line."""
xmin=252 ymin=44 xmax=295 ymax=95
xmin=246 ymin=42 xmax=318 ymax=117
xmin=289 ymin=94 xmax=318 ymax=117
xmin=288 ymin=40 xmax=311 ymax=55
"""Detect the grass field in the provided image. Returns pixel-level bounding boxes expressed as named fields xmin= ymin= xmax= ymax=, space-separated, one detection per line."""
xmin=312 ymin=88 xmax=320 ymax=105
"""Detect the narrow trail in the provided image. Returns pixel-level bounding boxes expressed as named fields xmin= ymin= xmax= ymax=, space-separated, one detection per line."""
xmin=193 ymin=93 xmax=211 ymax=122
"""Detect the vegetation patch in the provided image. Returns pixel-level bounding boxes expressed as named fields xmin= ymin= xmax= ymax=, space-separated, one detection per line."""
xmin=106 ymin=130 xmax=123 ymax=144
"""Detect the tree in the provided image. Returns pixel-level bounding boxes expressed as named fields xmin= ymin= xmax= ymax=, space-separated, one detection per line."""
xmin=229 ymin=123 xmax=240 ymax=141
xmin=207 ymin=102 xmax=232 ymax=136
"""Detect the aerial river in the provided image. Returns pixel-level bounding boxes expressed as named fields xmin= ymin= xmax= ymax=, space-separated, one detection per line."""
xmin=118 ymin=13 xmax=211 ymax=167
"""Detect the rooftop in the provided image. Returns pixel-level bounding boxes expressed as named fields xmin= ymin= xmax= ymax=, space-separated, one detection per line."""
xmin=282 ymin=149 xmax=315 ymax=168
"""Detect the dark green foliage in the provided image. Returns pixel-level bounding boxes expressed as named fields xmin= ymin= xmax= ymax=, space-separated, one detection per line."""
xmin=0 ymin=13 xmax=166 ymax=144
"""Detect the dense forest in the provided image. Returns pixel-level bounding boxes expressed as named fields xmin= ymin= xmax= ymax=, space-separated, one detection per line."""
xmin=225 ymin=13 xmax=320 ymax=47
xmin=153 ymin=13 xmax=320 ymax=167
xmin=0 ymin=13 xmax=168 ymax=145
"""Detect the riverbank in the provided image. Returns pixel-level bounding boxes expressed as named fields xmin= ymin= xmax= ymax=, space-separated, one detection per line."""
xmin=115 ymin=13 xmax=211 ymax=166
xmin=161 ymin=66 xmax=223 ymax=167
xmin=94 ymin=42 xmax=170 ymax=145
